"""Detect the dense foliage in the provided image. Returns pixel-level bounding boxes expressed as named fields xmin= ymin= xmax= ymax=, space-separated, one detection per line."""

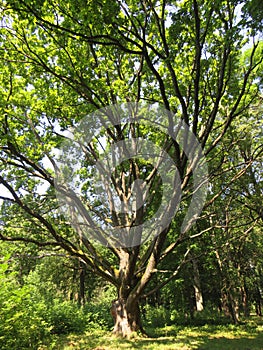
xmin=0 ymin=0 xmax=262 ymax=341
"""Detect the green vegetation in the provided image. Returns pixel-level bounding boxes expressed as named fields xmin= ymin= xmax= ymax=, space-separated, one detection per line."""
xmin=0 ymin=250 xmax=262 ymax=349
xmin=48 ymin=321 xmax=263 ymax=350
xmin=1 ymin=265 xmax=262 ymax=350
xmin=0 ymin=252 xmax=113 ymax=349
xmin=0 ymin=0 xmax=262 ymax=343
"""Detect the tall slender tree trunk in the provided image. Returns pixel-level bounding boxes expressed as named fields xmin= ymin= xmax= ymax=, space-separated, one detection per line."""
xmin=220 ymin=289 xmax=231 ymax=317
xmin=241 ymin=283 xmax=250 ymax=317
xmin=79 ymin=261 xmax=86 ymax=306
xmin=228 ymin=288 xmax=240 ymax=324
xmin=214 ymin=248 xmax=239 ymax=323
xmin=255 ymin=286 xmax=262 ymax=316
xmin=220 ymin=288 xmax=239 ymax=323
xmin=192 ymin=258 xmax=204 ymax=312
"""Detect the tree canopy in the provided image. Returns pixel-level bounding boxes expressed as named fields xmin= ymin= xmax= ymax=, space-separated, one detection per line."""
xmin=0 ymin=0 xmax=262 ymax=337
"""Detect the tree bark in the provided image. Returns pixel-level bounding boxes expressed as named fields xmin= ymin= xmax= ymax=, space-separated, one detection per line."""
xmin=241 ymin=284 xmax=250 ymax=317
xmin=192 ymin=258 xmax=204 ymax=312
xmin=79 ymin=261 xmax=86 ymax=306
xmin=228 ymin=289 xmax=240 ymax=324
xmin=213 ymin=247 xmax=240 ymax=323
xmin=111 ymin=298 xmax=143 ymax=337
xmin=220 ymin=290 xmax=231 ymax=318
xmin=255 ymin=286 xmax=262 ymax=316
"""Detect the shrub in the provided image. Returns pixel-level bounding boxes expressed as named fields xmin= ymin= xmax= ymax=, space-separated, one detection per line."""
xmin=83 ymin=302 xmax=113 ymax=330
xmin=47 ymin=299 xmax=86 ymax=334
xmin=0 ymin=259 xmax=51 ymax=350
xmin=142 ymin=304 xmax=171 ymax=328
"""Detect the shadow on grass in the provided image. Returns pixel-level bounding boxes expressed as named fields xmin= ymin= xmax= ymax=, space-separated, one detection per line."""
xmin=56 ymin=332 xmax=179 ymax=350
xmin=52 ymin=318 xmax=263 ymax=350
xmin=87 ymin=331 xmax=263 ymax=350
xmin=196 ymin=332 xmax=263 ymax=350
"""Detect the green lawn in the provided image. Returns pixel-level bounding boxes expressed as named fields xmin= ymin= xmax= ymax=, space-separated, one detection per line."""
xmin=38 ymin=318 xmax=263 ymax=350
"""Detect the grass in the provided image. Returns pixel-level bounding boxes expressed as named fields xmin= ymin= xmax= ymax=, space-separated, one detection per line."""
xmin=38 ymin=317 xmax=263 ymax=350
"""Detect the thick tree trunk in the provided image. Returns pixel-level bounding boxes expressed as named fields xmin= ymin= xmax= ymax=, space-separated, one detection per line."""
xmin=109 ymin=232 xmax=167 ymax=338
xmin=111 ymin=298 xmax=143 ymax=337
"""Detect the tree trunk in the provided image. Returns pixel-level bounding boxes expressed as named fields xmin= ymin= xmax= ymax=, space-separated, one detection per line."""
xmin=78 ymin=261 xmax=85 ymax=306
xmin=228 ymin=289 xmax=240 ymax=324
xmin=220 ymin=289 xmax=231 ymax=318
xmin=255 ymin=286 xmax=262 ymax=316
xmin=109 ymin=232 xmax=167 ymax=338
xmin=241 ymin=284 xmax=250 ymax=317
xmin=192 ymin=258 xmax=204 ymax=312
xmin=220 ymin=286 xmax=239 ymax=323
xmin=111 ymin=298 xmax=143 ymax=337
xmin=214 ymin=248 xmax=239 ymax=323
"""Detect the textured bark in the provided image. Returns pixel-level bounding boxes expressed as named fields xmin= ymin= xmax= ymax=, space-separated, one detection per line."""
xmin=111 ymin=298 xmax=143 ymax=337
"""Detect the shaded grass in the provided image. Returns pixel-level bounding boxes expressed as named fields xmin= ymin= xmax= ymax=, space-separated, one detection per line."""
xmin=39 ymin=317 xmax=263 ymax=350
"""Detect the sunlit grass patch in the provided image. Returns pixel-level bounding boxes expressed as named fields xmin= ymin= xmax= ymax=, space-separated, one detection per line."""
xmin=47 ymin=318 xmax=263 ymax=350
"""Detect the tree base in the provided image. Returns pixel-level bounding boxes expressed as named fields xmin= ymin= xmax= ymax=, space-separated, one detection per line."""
xmin=111 ymin=298 xmax=146 ymax=338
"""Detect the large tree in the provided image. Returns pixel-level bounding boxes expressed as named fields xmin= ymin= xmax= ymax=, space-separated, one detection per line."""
xmin=0 ymin=0 xmax=262 ymax=336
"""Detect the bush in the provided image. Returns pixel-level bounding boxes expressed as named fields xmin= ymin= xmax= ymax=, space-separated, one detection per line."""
xmin=0 ymin=260 xmax=51 ymax=350
xmin=188 ymin=308 xmax=231 ymax=326
xmin=142 ymin=303 xmax=232 ymax=329
xmin=47 ymin=299 xmax=86 ymax=334
xmin=143 ymin=304 xmax=171 ymax=328
xmin=84 ymin=282 xmax=116 ymax=330
xmin=83 ymin=302 xmax=113 ymax=330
